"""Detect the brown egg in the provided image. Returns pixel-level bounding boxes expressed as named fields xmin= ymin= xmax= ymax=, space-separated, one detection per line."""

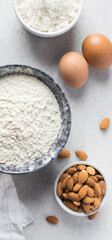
xmin=82 ymin=34 xmax=112 ymax=69
xmin=59 ymin=52 xmax=89 ymax=88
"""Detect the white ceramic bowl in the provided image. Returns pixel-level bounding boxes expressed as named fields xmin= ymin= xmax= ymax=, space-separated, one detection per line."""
xmin=54 ymin=161 xmax=109 ymax=217
xmin=13 ymin=0 xmax=84 ymax=38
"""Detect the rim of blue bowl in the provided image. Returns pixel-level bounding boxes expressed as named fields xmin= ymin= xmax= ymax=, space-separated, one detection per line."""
xmin=0 ymin=64 xmax=71 ymax=174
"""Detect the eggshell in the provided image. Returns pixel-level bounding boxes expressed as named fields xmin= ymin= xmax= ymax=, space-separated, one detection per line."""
xmin=59 ymin=52 xmax=89 ymax=88
xmin=82 ymin=34 xmax=112 ymax=69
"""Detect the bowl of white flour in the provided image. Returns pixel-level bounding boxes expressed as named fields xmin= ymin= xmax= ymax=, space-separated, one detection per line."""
xmin=14 ymin=0 xmax=84 ymax=37
xmin=0 ymin=65 xmax=71 ymax=174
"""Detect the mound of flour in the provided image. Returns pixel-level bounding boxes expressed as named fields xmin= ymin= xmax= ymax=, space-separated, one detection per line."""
xmin=0 ymin=74 xmax=61 ymax=166
xmin=17 ymin=0 xmax=80 ymax=32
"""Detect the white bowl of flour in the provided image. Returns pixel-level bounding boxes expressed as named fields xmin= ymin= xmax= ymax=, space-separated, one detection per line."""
xmin=14 ymin=0 xmax=84 ymax=37
xmin=0 ymin=65 xmax=71 ymax=174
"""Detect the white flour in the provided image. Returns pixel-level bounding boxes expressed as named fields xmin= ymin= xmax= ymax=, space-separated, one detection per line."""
xmin=17 ymin=0 xmax=80 ymax=32
xmin=0 ymin=74 xmax=61 ymax=166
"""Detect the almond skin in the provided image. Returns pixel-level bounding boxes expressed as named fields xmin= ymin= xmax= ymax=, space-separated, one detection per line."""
xmin=78 ymin=170 xmax=88 ymax=184
xmin=58 ymin=150 xmax=71 ymax=159
xmin=64 ymin=200 xmax=78 ymax=211
xmin=86 ymin=177 xmax=95 ymax=187
xmin=86 ymin=167 xmax=96 ymax=175
xmin=87 ymin=186 xmax=94 ymax=198
xmin=57 ymin=182 xmax=63 ymax=197
xmin=78 ymin=185 xmax=88 ymax=199
xmin=77 ymin=165 xmax=86 ymax=171
xmin=82 ymin=203 xmax=91 ymax=214
xmin=93 ymin=183 xmax=101 ymax=197
xmin=67 ymin=177 xmax=74 ymax=191
xmin=68 ymin=192 xmax=81 ymax=202
xmin=66 ymin=167 xmax=77 ymax=175
xmin=60 ymin=173 xmax=69 ymax=182
xmin=88 ymin=211 xmax=99 ymax=220
xmin=61 ymin=175 xmax=71 ymax=189
xmin=83 ymin=196 xmax=95 ymax=204
xmin=75 ymin=151 xmax=87 ymax=161
xmin=100 ymin=118 xmax=110 ymax=130
xmin=99 ymin=180 xmax=106 ymax=195
xmin=46 ymin=216 xmax=58 ymax=224
xmin=73 ymin=183 xmax=82 ymax=192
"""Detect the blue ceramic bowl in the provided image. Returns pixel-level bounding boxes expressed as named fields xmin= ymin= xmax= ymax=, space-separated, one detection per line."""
xmin=0 ymin=65 xmax=71 ymax=174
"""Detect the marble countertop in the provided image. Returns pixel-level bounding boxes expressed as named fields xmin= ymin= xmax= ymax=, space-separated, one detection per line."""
xmin=0 ymin=0 xmax=112 ymax=239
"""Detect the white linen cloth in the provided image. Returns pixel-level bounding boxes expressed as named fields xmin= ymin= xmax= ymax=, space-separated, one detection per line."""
xmin=0 ymin=174 xmax=33 ymax=240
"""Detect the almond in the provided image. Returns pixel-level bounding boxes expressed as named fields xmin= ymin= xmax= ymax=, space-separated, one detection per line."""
xmin=93 ymin=183 xmax=101 ymax=197
xmin=86 ymin=177 xmax=95 ymax=187
xmin=60 ymin=173 xmax=69 ymax=182
xmin=88 ymin=211 xmax=99 ymax=220
xmin=78 ymin=185 xmax=88 ymax=199
xmin=96 ymin=175 xmax=103 ymax=180
xmin=61 ymin=175 xmax=71 ymax=189
xmin=83 ymin=196 xmax=95 ymax=204
xmin=68 ymin=192 xmax=81 ymax=202
xmin=100 ymin=118 xmax=110 ymax=130
xmin=78 ymin=170 xmax=88 ymax=184
xmin=62 ymin=193 xmax=68 ymax=199
xmin=46 ymin=216 xmax=58 ymax=224
xmin=99 ymin=180 xmax=106 ymax=195
xmin=73 ymin=172 xmax=78 ymax=185
xmin=73 ymin=201 xmax=81 ymax=206
xmin=64 ymin=200 xmax=78 ymax=211
xmin=57 ymin=182 xmax=63 ymax=197
xmin=58 ymin=150 xmax=70 ymax=159
xmin=87 ymin=186 xmax=94 ymax=198
xmin=89 ymin=176 xmax=98 ymax=182
xmin=86 ymin=166 xmax=95 ymax=175
xmin=67 ymin=177 xmax=74 ymax=191
xmin=94 ymin=197 xmax=101 ymax=209
xmin=77 ymin=165 xmax=86 ymax=171
xmin=82 ymin=203 xmax=91 ymax=214
xmin=73 ymin=183 xmax=82 ymax=192
xmin=66 ymin=167 xmax=77 ymax=175
xmin=75 ymin=150 xmax=87 ymax=161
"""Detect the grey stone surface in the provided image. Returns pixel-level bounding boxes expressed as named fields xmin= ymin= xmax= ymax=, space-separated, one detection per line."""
xmin=0 ymin=0 xmax=112 ymax=239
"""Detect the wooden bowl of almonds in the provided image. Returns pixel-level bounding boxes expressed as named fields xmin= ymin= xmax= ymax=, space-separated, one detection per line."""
xmin=54 ymin=162 xmax=108 ymax=218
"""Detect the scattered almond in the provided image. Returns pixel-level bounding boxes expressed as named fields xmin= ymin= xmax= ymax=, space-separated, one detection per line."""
xmin=100 ymin=118 xmax=110 ymax=130
xmin=46 ymin=216 xmax=58 ymax=224
xmin=64 ymin=200 xmax=78 ymax=211
xmin=99 ymin=180 xmax=106 ymax=195
xmin=58 ymin=150 xmax=71 ymax=159
xmin=86 ymin=166 xmax=95 ymax=175
xmin=67 ymin=177 xmax=74 ymax=191
xmin=75 ymin=150 xmax=87 ymax=161
xmin=88 ymin=211 xmax=99 ymax=220
xmin=61 ymin=175 xmax=71 ymax=189
xmin=73 ymin=183 xmax=82 ymax=192
xmin=57 ymin=182 xmax=63 ymax=197
xmin=78 ymin=170 xmax=88 ymax=184
xmin=93 ymin=183 xmax=101 ymax=197
xmin=78 ymin=185 xmax=88 ymax=199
